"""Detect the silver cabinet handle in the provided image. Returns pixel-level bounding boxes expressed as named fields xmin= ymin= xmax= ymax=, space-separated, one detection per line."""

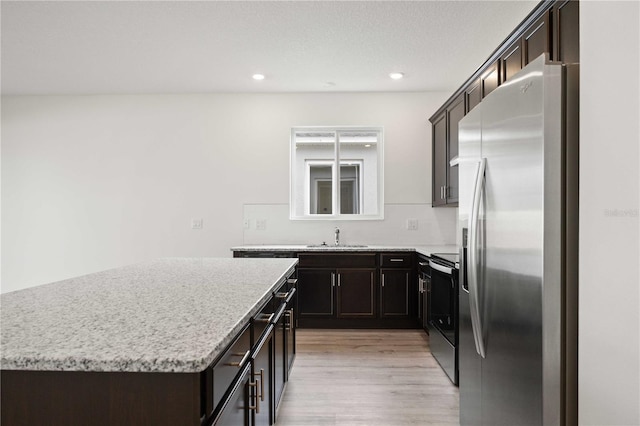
xmin=381 ymin=273 xmax=385 ymax=288
xmin=418 ymin=262 xmax=429 ymax=267
xmin=225 ymin=349 xmax=250 ymax=367
xmin=255 ymin=313 xmax=274 ymax=323
xmin=469 ymin=158 xmax=487 ymax=358
xmin=331 ymin=273 xmax=335 ymax=287
xmin=337 ymin=273 xmax=341 ymax=287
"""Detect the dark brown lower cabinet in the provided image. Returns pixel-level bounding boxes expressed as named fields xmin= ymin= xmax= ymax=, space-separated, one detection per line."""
xmin=336 ymin=269 xmax=376 ymax=318
xmin=297 ymin=268 xmax=335 ymax=317
xmin=215 ymin=363 xmax=252 ymax=426
xmin=380 ymin=268 xmax=413 ymax=318
xmin=1 ymin=369 xmax=202 ymax=426
xmin=251 ymin=326 xmax=273 ymax=426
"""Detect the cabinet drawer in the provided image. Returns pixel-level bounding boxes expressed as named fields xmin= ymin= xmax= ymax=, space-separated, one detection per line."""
xmin=379 ymin=253 xmax=414 ymax=268
xmin=212 ymin=324 xmax=251 ymax=412
xmin=298 ymin=253 xmax=376 ymax=268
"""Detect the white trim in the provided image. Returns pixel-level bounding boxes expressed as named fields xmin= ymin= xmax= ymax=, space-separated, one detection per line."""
xmin=290 ymin=126 xmax=384 ymax=221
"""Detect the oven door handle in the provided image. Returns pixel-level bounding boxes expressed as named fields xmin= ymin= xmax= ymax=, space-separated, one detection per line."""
xmin=428 ymin=260 xmax=453 ymax=275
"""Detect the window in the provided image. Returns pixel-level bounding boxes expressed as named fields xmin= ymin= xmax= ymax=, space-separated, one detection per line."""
xmin=290 ymin=127 xmax=383 ymax=220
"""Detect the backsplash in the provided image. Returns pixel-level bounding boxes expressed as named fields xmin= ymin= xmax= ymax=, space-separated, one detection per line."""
xmin=242 ymin=203 xmax=456 ymax=246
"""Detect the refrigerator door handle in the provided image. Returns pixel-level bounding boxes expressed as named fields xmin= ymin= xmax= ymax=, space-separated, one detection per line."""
xmin=468 ymin=158 xmax=487 ymax=358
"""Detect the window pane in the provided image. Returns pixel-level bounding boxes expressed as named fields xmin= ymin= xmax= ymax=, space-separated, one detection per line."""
xmin=339 ymin=131 xmax=378 ymax=215
xmin=309 ymin=165 xmax=333 ymax=214
xmin=340 ymin=164 xmax=360 ymax=214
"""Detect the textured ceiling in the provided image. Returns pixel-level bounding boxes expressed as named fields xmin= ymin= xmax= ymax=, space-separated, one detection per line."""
xmin=1 ymin=1 xmax=538 ymax=95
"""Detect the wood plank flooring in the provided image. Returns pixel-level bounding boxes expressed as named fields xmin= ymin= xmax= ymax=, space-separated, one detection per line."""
xmin=276 ymin=329 xmax=459 ymax=425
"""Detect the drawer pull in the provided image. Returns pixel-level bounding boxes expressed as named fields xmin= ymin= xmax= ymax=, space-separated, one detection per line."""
xmin=275 ymin=292 xmax=289 ymax=299
xmin=390 ymin=258 xmax=404 ymax=262
xmin=257 ymin=368 xmax=265 ymax=401
xmin=418 ymin=262 xmax=429 ymax=266
xmin=255 ymin=313 xmax=275 ymax=323
xmin=287 ymin=278 xmax=298 ymax=285
xmin=248 ymin=380 xmax=260 ymax=413
xmin=225 ymin=349 xmax=250 ymax=367
xmin=285 ymin=308 xmax=294 ymax=333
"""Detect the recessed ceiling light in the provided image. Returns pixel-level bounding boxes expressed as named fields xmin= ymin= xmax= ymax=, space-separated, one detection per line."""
xmin=389 ymin=72 xmax=404 ymax=80
xmin=253 ymin=74 xmax=265 ymax=81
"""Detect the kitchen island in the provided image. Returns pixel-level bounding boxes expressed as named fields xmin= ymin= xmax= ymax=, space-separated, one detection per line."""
xmin=1 ymin=257 xmax=298 ymax=426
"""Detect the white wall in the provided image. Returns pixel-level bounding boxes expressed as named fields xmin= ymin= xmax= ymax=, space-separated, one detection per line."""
xmin=579 ymin=1 xmax=640 ymax=424
xmin=1 ymin=91 xmax=453 ymax=293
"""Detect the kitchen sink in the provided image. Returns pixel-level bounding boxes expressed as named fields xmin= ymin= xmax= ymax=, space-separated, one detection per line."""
xmin=306 ymin=244 xmax=368 ymax=248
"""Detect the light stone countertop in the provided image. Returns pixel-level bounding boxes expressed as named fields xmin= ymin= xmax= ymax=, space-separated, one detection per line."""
xmin=1 ymin=258 xmax=297 ymax=373
xmin=230 ymin=244 xmax=459 ymax=258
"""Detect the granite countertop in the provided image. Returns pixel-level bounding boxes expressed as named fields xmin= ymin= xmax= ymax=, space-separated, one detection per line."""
xmin=0 ymin=258 xmax=297 ymax=373
xmin=231 ymin=244 xmax=459 ymax=257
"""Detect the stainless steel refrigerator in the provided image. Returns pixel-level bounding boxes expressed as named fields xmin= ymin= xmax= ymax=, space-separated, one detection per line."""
xmin=457 ymin=54 xmax=578 ymax=426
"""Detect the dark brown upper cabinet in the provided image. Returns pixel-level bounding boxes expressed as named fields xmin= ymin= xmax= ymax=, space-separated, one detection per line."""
xmin=481 ymin=60 xmax=500 ymax=98
xmin=432 ymin=94 xmax=463 ymax=207
xmin=432 ymin=112 xmax=447 ymax=207
xmin=465 ymin=78 xmax=482 ymax=113
xmin=446 ymin=94 xmax=464 ymax=205
xmin=554 ymin=0 xmax=579 ymax=63
xmin=429 ymin=0 xmax=578 ymax=207
xmin=500 ymin=40 xmax=523 ymax=83
xmin=523 ymin=11 xmax=551 ymax=66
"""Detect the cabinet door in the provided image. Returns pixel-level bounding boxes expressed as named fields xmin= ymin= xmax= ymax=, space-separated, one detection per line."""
xmin=500 ymin=40 xmax=523 ymax=83
xmin=285 ymin=299 xmax=296 ymax=375
xmin=432 ymin=112 xmax=447 ymax=206
xmin=523 ymin=12 xmax=551 ymax=66
xmin=273 ymin=313 xmax=286 ymax=415
xmin=446 ymin=95 xmax=464 ymax=204
xmin=214 ymin=363 xmax=251 ymax=426
xmin=335 ymin=269 xmax=376 ymax=318
xmin=465 ymin=78 xmax=482 ymax=113
xmin=554 ymin=0 xmax=579 ymax=63
xmin=297 ymin=269 xmax=334 ymax=317
xmin=481 ymin=60 xmax=500 ymax=98
xmin=252 ymin=331 xmax=273 ymax=426
xmin=380 ymin=269 xmax=412 ymax=317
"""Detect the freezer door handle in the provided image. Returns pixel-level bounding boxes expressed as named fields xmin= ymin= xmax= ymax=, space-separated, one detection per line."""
xmin=468 ymin=158 xmax=487 ymax=358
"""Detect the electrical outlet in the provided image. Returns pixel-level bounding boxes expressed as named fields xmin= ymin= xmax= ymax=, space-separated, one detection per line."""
xmin=407 ymin=218 xmax=418 ymax=230
xmin=243 ymin=219 xmax=250 ymax=229
xmin=256 ymin=219 xmax=267 ymax=231
xmin=191 ymin=218 xmax=203 ymax=230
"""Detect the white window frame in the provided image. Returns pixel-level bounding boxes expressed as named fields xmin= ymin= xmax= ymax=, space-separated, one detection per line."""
xmin=290 ymin=126 xmax=384 ymax=220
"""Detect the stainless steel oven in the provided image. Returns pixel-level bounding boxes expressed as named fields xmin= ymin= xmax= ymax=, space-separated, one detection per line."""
xmin=426 ymin=253 xmax=459 ymax=385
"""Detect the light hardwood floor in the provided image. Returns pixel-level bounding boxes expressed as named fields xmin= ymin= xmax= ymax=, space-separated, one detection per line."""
xmin=276 ymin=329 xmax=459 ymax=425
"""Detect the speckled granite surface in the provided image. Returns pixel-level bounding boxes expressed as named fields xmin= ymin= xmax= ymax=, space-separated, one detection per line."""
xmin=1 ymin=258 xmax=297 ymax=373
xmin=231 ymin=244 xmax=458 ymax=257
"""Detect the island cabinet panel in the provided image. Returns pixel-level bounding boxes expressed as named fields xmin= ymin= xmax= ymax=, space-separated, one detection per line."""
xmin=212 ymin=324 xmax=252 ymax=412
xmin=251 ymin=325 xmax=274 ymax=426
xmin=1 ymin=370 xmax=202 ymax=426
xmin=213 ymin=363 xmax=252 ymax=426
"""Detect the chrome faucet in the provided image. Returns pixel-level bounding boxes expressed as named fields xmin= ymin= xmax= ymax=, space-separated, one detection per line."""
xmin=334 ymin=227 xmax=340 ymax=246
